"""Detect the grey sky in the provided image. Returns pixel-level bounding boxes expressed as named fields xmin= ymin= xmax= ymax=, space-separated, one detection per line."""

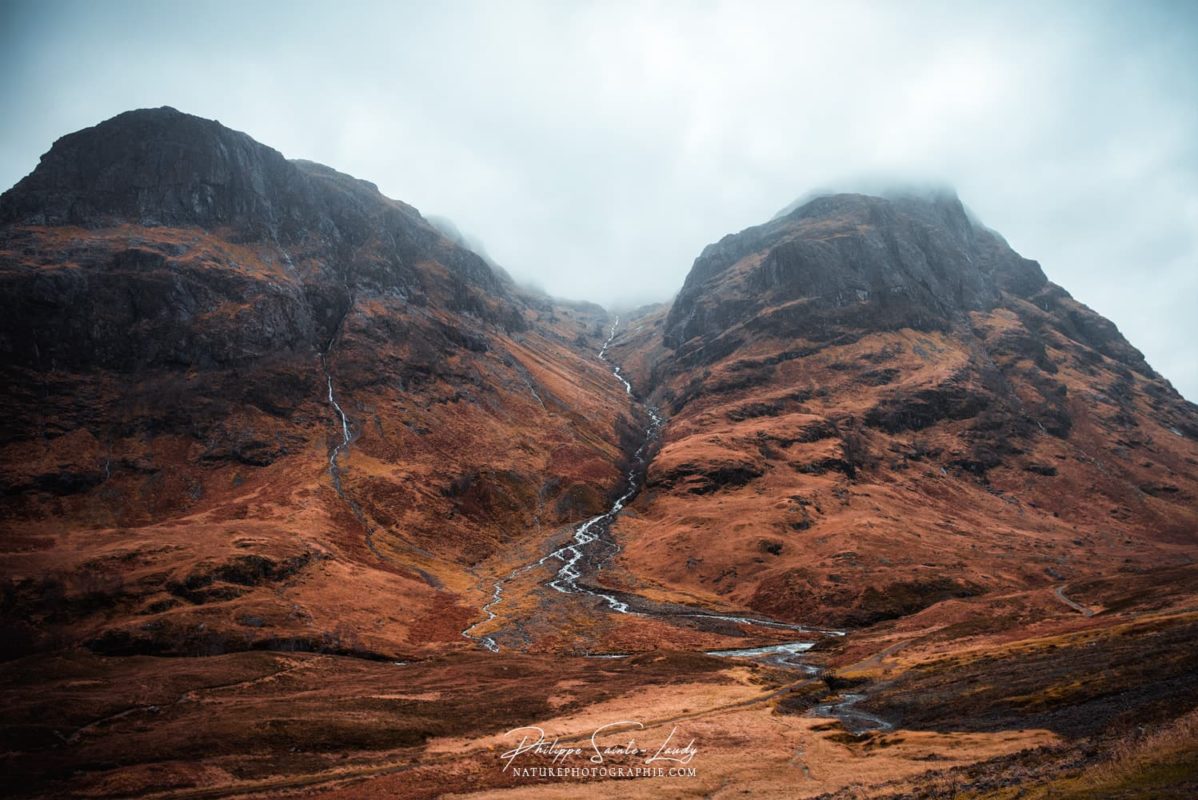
xmin=2 ymin=0 xmax=1196 ymax=399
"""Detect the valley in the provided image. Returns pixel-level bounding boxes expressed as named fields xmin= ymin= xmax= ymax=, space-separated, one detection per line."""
xmin=1 ymin=108 xmax=1196 ymax=798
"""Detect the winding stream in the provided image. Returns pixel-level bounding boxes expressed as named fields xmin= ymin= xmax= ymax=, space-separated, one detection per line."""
xmin=706 ymin=641 xmax=820 ymax=672
xmin=810 ymin=693 xmax=895 ymax=734
xmin=541 ymin=320 xmax=664 ymax=612
xmin=461 ymin=317 xmax=658 ymax=646
xmin=458 ymin=316 xmax=890 ymax=732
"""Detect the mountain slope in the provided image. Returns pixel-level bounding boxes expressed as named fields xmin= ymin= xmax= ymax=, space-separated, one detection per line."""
xmin=2 ymin=113 xmax=1197 ymax=800
xmin=606 ymin=190 xmax=1198 ymax=627
xmin=0 ymin=107 xmax=635 ymax=660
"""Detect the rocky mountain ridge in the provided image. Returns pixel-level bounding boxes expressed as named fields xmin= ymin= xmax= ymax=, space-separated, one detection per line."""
xmin=607 ymin=187 xmax=1197 ymax=627
xmin=665 ymin=190 xmax=1154 ymax=377
xmin=0 ymin=108 xmax=634 ymax=662
xmin=2 ymin=107 xmax=1198 ymax=800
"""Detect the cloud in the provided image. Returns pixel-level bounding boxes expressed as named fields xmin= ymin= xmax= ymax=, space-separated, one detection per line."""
xmin=1 ymin=0 xmax=1195 ymax=397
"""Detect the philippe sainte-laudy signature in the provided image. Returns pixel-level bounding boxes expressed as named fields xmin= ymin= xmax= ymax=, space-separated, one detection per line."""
xmin=499 ymin=721 xmax=698 ymax=772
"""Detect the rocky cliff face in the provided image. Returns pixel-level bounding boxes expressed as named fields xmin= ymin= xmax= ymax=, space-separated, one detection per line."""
xmin=0 ymin=109 xmax=633 ymax=660
xmin=609 ymin=191 xmax=1198 ymax=627
xmin=664 ymin=191 xmax=1149 ymax=374
xmin=3 ymin=111 xmax=1198 ymax=800
xmin=0 ymin=107 xmax=515 ymax=375
xmin=2 ymin=109 xmax=1196 ymax=653
xmin=666 ymin=193 xmax=1033 ymax=342
xmin=2 ymin=107 xmax=484 ymax=270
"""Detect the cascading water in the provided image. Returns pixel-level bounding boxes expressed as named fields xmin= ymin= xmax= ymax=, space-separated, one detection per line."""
xmin=455 ymin=315 xmax=890 ymax=730
xmin=540 ymin=317 xmax=663 ymax=611
xmin=320 ymin=352 xmax=386 ymax=560
xmin=325 ymin=371 xmax=352 ymax=485
xmin=462 ymin=316 xmax=819 ymax=645
xmin=461 ymin=316 xmax=661 ymax=647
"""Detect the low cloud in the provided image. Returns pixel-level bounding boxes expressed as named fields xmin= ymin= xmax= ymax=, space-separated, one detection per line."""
xmin=2 ymin=0 xmax=1195 ymax=396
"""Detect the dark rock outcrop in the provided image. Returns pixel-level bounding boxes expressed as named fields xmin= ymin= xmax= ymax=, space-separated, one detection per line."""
xmin=2 ymin=107 xmax=500 ymax=296
xmin=0 ymin=107 xmax=519 ymax=375
xmin=664 ymin=191 xmax=1047 ymax=353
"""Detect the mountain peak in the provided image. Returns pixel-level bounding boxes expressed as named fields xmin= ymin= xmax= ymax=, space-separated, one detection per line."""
xmin=0 ymin=107 xmax=308 ymax=233
xmin=775 ymin=183 xmax=964 ymax=219
xmin=665 ymin=190 xmax=1047 ymax=352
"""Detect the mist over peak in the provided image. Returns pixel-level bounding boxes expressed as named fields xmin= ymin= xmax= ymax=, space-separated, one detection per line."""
xmin=2 ymin=3 xmax=1194 ymax=398
xmin=773 ymin=179 xmax=964 ymax=220
xmin=1 ymin=5 xmax=1197 ymax=796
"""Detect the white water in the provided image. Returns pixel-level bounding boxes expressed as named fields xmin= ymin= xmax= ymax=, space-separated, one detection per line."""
xmin=462 ymin=559 xmax=545 ymax=652
xmin=322 ymin=356 xmax=400 ymax=566
xmin=809 ymin=693 xmax=895 ymax=732
xmin=706 ymin=641 xmax=814 ymax=658
xmin=705 ymin=640 xmax=821 ymax=673
xmin=599 ymin=317 xmax=633 ymax=396
xmin=459 ymin=322 xmax=852 ymax=687
xmin=704 ymin=640 xmax=893 ymax=730
xmin=541 ymin=317 xmax=665 ymax=613
xmin=518 ymin=369 xmax=546 ymax=409
xmin=675 ymin=612 xmax=844 ymax=637
xmin=461 ymin=316 xmax=661 ymax=649
xmin=460 ymin=317 xmax=839 ymax=658
xmin=326 ymin=373 xmax=352 ymax=471
xmin=452 ymin=319 xmax=890 ymax=731
xmin=467 ymin=581 xmax=503 ymax=653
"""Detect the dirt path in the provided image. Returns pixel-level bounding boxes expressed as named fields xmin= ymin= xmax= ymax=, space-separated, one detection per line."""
xmin=848 ymin=638 xmax=913 ymax=672
xmin=1053 ymin=584 xmax=1095 ymax=617
xmin=67 ymin=658 xmax=308 ymax=743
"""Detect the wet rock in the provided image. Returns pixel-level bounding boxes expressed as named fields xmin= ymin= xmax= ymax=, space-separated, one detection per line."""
xmin=865 ymin=373 xmax=991 ymax=433
xmin=651 ymin=459 xmax=765 ymax=494
xmin=758 ymin=538 xmax=784 ymax=556
xmin=749 ymin=571 xmax=981 ymax=628
xmin=1140 ymin=482 xmax=1181 ymax=497
xmin=664 ymin=191 xmax=1046 ymax=349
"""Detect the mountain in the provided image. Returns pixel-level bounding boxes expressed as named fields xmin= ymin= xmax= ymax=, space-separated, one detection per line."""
xmin=0 ymin=107 xmax=636 ymax=661
xmin=607 ymin=189 xmax=1198 ymax=627
xmin=2 ymin=111 xmax=1196 ymax=799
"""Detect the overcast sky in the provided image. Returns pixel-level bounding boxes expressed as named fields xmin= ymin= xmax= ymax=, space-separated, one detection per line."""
xmin=1 ymin=0 xmax=1196 ymax=398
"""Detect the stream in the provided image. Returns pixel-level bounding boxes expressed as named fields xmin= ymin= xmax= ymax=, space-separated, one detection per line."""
xmin=458 ymin=316 xmax=890 ymax=732
xmin=461 ymin=316 xmax=657 ymax=646
xmin=324 ymin=366 xmax=353 ymax=492
xmin=461 ymin=317 xmax=655 ymax=648
xmin=542 ymin=318 xmax=665 ymax=612
xmin=809 ymin=693 xmax=895 ymax=734
xmin=321 ymin=352 xmax=390 ymax=562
